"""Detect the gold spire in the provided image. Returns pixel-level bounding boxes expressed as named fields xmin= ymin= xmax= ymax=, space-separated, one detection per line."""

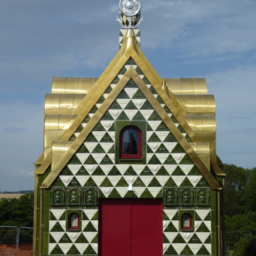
xmin=122 ymin=29 xmax=139 ymax=55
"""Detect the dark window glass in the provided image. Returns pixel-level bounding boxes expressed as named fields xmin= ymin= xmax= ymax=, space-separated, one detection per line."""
xmin=123 ymin=129 xmax=139 ymax=155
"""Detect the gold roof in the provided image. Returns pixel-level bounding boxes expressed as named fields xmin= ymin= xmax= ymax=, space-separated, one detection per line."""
xmin=36 ymin=29 xmax=224 ymax=190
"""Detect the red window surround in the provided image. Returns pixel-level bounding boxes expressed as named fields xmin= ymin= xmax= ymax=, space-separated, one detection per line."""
xmin=181 ymin=213 xmax=192 ymax=230
xmin=120 ymin=126 xmax=142 ymax=159
xmin=68 ymin=213 xmax=80 ymax=230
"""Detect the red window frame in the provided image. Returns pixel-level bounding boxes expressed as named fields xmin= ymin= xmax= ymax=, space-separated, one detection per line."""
xmin=181 ymin=213 xmax=192 ymax=230
xmin=68 ymin=213 xmax=80 ymax=230
xmin=120 ymin=126 xmax=142 ymax=159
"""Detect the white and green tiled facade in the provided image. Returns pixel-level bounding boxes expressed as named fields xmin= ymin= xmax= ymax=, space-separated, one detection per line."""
xmin=36 ymin=58 xmax=218 ymax=256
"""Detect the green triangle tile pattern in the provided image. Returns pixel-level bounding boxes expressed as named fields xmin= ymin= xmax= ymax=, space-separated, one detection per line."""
xmin=83 ymin=212 xmax=89 ymax=220
xmin=84 ymin=222 xmax=97 ymax=232
xmin=49 ymin=212 xmax=56 ymax=220
xmin=76 ymin=166 xmax=89 ymax=175
xmin=172 ymin=212 xmax=179 ymax=220
xmin=135 ymin=66 xmax=143 ymax=75
xmin=164 ymin=245 xmax=177 ymax=255
xmin=156 ymin=166 xmax=169 ymax=175
xmin=188 ymin=166 xmax=202 ymax=175
xmin=140 ymin=188 xmax=153 ymax=198
xmin=84 ymin=177 xmax=97 ymax=187
xmin=179 ymin=154 xmax=193 ymax=164
xmin=102 ymin=111 xmax=114 ymax=120
xmin=85 ymin=133 xmax=98 ymax=142
xmin=91 ymin=233 xmax=98 ymax=243
xmin=196 ymin=177 xmax=211 ymax=187
xmin=92 ymin=144 xmax=105 ymax=153
xmin=148 ymin=111 xmax=161 ymax=121
xmin=68 ymin=177 xmax=81 ymax=187
xmin=164 ymin=177 xmax=177 ymax=187
xmin=97 ymin=95 xmax=105 ymax=104
xmin=52 ymin=177 xmax=65 ymax=187
xmin=110 ymin=101 xmax=122 ymax=109
xmin=147 ymin=144 xmax=153 ymax=153
xmin=93 ymin=122 xmax=106 ymax=131
xmin=59 ymin=212 xmax=66 ymax=220
xmin=156 ymin=144 xmax=169 ymax=153
xmin=85 ymin=155 xmax=97 ymax=164
xmin=133 ymin=177 xmax=146 ymax=187
xmin=50 ymin=222 xmax=64 ymax=232
xmin=117 ymin=111 xmax=130 ymax=120
xmin=108 ymin=145 xmax=115 ymax=153
xmin=124 ymin=166 xmax=137 ymax=175
xmin=172 ymin=143 xmax=186 ymax=153
xmin=92 ymin=167 xmax=105 ymax=175
xmin=141 ymin=101 xmax=154 ymax=109
xmin=100 ymin=155 xmax=113 ymax=165
xmin=205 ymin=234 xmax=212 ymax=243
xmin=188 ymin=233 xmax=201 ymax=243
xmin=77 ymin=144 xmax=90 ymax=153
xmin=204 ymin=212 xmax=211 ymax=220
xmin=125 ymin=100 xmax=137 ymax=109
xmin=91 ymin=211 xmax=99 ymax=220
xmin=104 ymin=86 xmax=113 ymax=94
xmin=119 ymin=67 xmax=127 ymax=74
xmin=156 ymin=95 xmax=164 ymax=104
xmin=132 ymin=111 xmax=146 ymax=121
xmin=116 ymin=177 xmax=129 ymax=187
xmin=148 ymin=177 xmax=161 ymax=187
xmin=68 ymin=134 xmax=76 ymax=141
xmin=59 ymin=233 xmax=72 ymax=243
xmin=195 ymin=211 xmax=202 ymax=220
xmin=140 ymin=166 xmax=154 ymax=175
xmin=163 ymin=233 xmax=170 ymax=243
xmin=172 ymin=233 xmax=186 ymax=243
xmin=49 ymin=234 xmax=56 ymax=243
xmin=75 ymin=233 xmax=88 ymax=243
xmin=180 ymin=177 xmax=193 ymax=187
xmin=68 ymin=155 xmax=82 ymax=164
xmin=148 ymin=155 xmax=161 ymax=165
xmin=149 ymin=86 xmax=157 ymax=94
xmin=196 ymin=245 xmax=210 ymax=255
xmin=108 ymin=123 xmax=115 ymax=131
xmin=164 ymin=155 xmax=176 ymax=164
xmin=75 ymin=124 xmax=84 ymax=133
xmin=164 ymin=222 xmax=178 ymax=232
xmin=197 ymin=222 xmax=210 ymax=232
xmin=126 ymin=79 xmax=138 ymax=88
xmin=100 ymin=133 xmax=114 ymax=142
xmin=126 ymin=57 xmax=136 ymax=65
xmin=132 ymin=89 xmax=146 ymax=99
xmin=164 ymin=133 xmax=177 ymax=142
xmin=181 ymin=245 xmax=194 ymax=255
xmin=172 ymin=166 xmax=186 ymax=175
xmin=124 ymin=191 xmax=138 ymax=198
xmin=100 ymin=177 xmax=113 ymax=187
xmin=117 ymin=90 xmax=130 ymax=99
xmin=67 ymin=245 xmax=80 ymax=255
xmin=109 ymin=166 xmax=121 ymax=175
xmin=148 ymin=133 xmax=161 ymax=142
xmin=50 ymin=244 xmax=64 ymax=255
xmin=83 ymin=244 xmax=97 ymax=255
xmin=108 ymin=188 xmax=122 ymax=198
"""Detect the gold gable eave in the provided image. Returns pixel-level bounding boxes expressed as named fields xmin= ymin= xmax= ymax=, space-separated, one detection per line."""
xmin=41 ymin=67 xmax=220 ymax=190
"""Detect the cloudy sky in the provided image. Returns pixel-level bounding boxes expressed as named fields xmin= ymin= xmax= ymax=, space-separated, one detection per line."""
xmin=0 ymin=0 xmax=255 ymax=191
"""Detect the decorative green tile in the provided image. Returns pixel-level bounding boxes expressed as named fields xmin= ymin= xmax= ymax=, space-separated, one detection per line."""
xmin=148 ymin=133 xmax=161 ymax=142
xmin=99 ymin=189 xmax=106 ymax=198
xmin=163 ymin=211 xmax=170 ymax=220
xmin=111 ymin=76 xmax=120 ymax=84
xmin=163 ymin=105 xmax=171 ymax=114
xmin=75 ymin=233 xmax=88 ymax=243
xmin=185 ymin=134 xmax=192 ymax=142
xmin=172 ymin=211 xmax=179 ymax=220
xmin=147 ymin=124 xmax=153 ymax=132
xmin=141 ymin=101 xmax=154 ymax=109
xmin=205 ymin=234 xmax=211 ymax=243
xmin=197 ymin=222 xmax=210 ymax=232
xmin=90 ymin=105 xmax=98 ymax=114
xmin=140 ymin=166 xmax=154 ymax=175
xmin=164 ymin=133 xmax=177 ymax=142
xmin=156 ymin=95 xmax=164 ymax=104
xmin=119 ymin=67 xmax=127 ymax=74
xmin=164 ymin=155 xmax=176 ymax=164
xmin=75 ymin=124 xmax=84 ymax=133
xmin=148 ymin=111 xmax=161 ymax=120
xmin=132 ymin=89 xmax=146 ymax=99
xmin=109 ymin=166 xmax=122 ymax=175
xmin=84 ymin=222 xmax=97 ymax=232
xmin=188 ymin=233 xmax=201 ymax=243
xmin=172 ymin=144 xmax=185 ymax=153
xmin=100 ymin=177 xmax=113 ymax=187
xmin=148 ymin=177 xmax=161 ymax=187
xmin=83 ymin=115 xmax=91 ymax=123
xmin=108 ymin=145 xmax=115 ymax=153
xmin=126 ymin=57 xmax=136 ymax=65
xmin=188 ymin=166 xmax=201 ymax=176
xmin=117 ymin=90 xmax=129 ymax=99
xmin=59 ymin=212 xmax=66 ymax=220
xmin=180 ymin=177 xmax=193 ymax=187
xmin=124 ymin=166 xmax=137 ymax=175
xmin=140 ymin=188 xmax=153 ymax=198
xmin=50 ymin=244 xmax=64 ymax=255
xmin=69 ymin=134 xmax=76 ymax=141
xmin=116 ymin=177 xmax=129 ymax=187
xmin=77 ymin=166 xmax=89 ymax=175
xmin=125 ymin=100 xmax=137 ymax=109
xmin=108 ymin=123 xmax=115 ymax=131
xmin=59 ymin=233 xmax=72 ymax=243
xmin=156 ymin=166 xmax=169 ymax=175
xmin=155 ymin=189 xmax=162 ymax=198
xmin=50 ymin=222 xmax=64 ymax=232
xmin=204 ymin=212 xmax=211 ymax=220
xmin=92 ymin=166 xmax=105 ymax=175
xmin=85 ymin=133 xmax=98 ymax=142
xmin=179 ymin=154 xmax=193 ymax=164
xmin=77 ymin=144 xmax=90 ymax=153
xmin=196 ymin=245 xmax=210 ymax=255
xmin=91 ymin=233 xmax=98 ymax=243
xmin=142 ymin=76 xmax=150 ymax=84
xmin=149 ymin=86 xmax=157 ymax=94
xmin=171 ymin=115 xmax=178 ymax=123
xmin=84 ymin=155 xmax=97 ymax=164
xmin=67 ymin=245 xmax=80 ymax=254
xmin=147 ymin=144 xmax=153 ymax=153
xmin=148 ymin=155 xmax=161 ymax=165
xmin=49 ymin=212 xmax=57 ymax=220
xmin=156 ymin=122 xmax=169 ymax=131
xmin=101 ymin=111 xmax=114 ymax=120
xmin=172 ymin=233 xmax=186 ymax=243
xmin=126 ymin=79 xmax=137 ymax=88
xmin=164 ymin=245 xmax=177 ymax=255
xmin=108 ymin=188 xmax=122 ymax=198
xmin=110 ymin=101 xmax=122 ymax=109
xmin=164 ymin=222 xmax=178 ymax=232
xmin=124 ymin=191 xmax=138 ymax=198
xmin=52 ymin=177 xmax=65 ymax=187
xmin=83 ymin=244 xmax=97 ymax=255
xmin=91 ymin=211 xmax=98 ymax=220
xmin=100 ymin=155 xmax=113 ymax=165
xmin=132 ymin=111 xmax=146 ymax=121
xmin=83 ymin=211 xmax=89 ymax=220
xmin=61 ymin=166 xmax=73 ymax=176
xmin=181 ymin=245 xmax=193 ymax=254
xmin=68 ymin=155 xmax=82 ymax=164
xmin=92 ymin=144 xmax=105 ymax=153
xmin=68 ymin=177 xmax=81 ymax=187
xmin=97 ymin=95 xmax=105 ymax=104
xmin=164 ymin=177 xmax=177 ymax=187
xmin=100 ymin=133 xmax=114 ymax=142
xmin=195 ymin=211 xmax=202 ymax=220
xmin=135 ymin=66 xmax=143 ymax=75
xmin=84 ymin=177 xmax=97 ymax=187
xmin=156 ymin=144 xmax=169 ymax=153
xmin=163 ymin=233 xmax=170 ymax=243
xmin=172 ymin=166 xmax=186 ymax=175
xmin=133 ymin=177 xmax=146 ymax=187
xmin=49 ymin=234 xmax=56 ymax=243
xmin=116 ymin=111 xmax=129 ymax=120
xmin=178 ymin=125 xmax=186 ymax=133
xmin=104 ymin=86 xmax=113 ymax=94
xmin=93 ymin=122 xmax=106 ymax=131
xmin=196 ymin=177 xmax=210 ymax=187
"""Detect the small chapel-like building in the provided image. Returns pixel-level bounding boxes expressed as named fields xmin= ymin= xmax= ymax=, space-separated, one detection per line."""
xmin=33 ymin=1 xmax=225 ymax=256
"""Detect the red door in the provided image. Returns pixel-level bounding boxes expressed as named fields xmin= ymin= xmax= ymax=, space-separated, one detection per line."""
xmin=99 ymin=199 xmax=162 ymax=256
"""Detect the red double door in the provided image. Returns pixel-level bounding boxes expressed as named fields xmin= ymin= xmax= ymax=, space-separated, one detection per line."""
xmin=99 ymin=199 xmax=162 ymax=256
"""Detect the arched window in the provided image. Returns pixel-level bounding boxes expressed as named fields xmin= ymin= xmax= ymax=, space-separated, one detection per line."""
xmin=120 ymin=126 xmax=142 ymax=159
xmin=68 ymin=213 xmax=80 ymax=230
xmin=181 ymin=213 xmax=192 ymax=230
